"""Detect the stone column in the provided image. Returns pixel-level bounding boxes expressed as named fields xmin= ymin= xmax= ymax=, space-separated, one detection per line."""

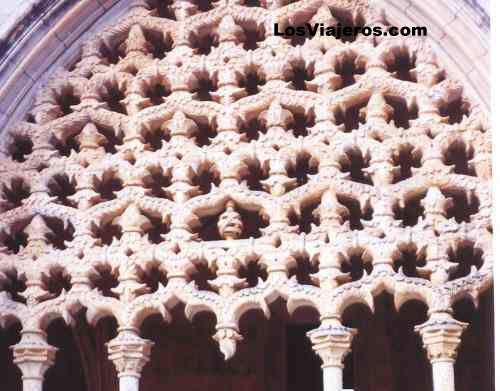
xmin=11 ymin=329 xmax=57 ymax=391
xmin=107 ymin=327 xmax=153 ymax=391
xmin=307 ymin=318 xmax=357 ymax=391
xmin=416 ymin=313 xmax=468 ymax=391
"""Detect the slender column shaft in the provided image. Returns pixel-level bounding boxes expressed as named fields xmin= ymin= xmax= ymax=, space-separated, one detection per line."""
xmin=323 ymin=365 xmax=343 ymax=391
xmin=23 ymin=377 xmax=44 ymax=391
xmin=431 ymin=360 xmax=455 ymax=391
xmin=119 ymin=374 xmax=140 ymax=391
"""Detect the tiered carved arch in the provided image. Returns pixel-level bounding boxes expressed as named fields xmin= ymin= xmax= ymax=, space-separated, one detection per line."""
xmin=0 ymin=0 xmax=492 ymax=391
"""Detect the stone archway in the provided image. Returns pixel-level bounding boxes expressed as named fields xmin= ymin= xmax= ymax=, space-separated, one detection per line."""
xmin=0 ymin=1 xmax=492 ymax=391
xmin=343 ymin=294 xmax=431 ymax=391
xmin=43 ymin=318 xmax=87 ymax=391
xmin=138 ymin=300 xmax=323 ymax=391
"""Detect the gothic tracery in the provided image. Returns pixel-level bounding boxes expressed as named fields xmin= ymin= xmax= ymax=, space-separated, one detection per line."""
xmin=0 ymin=0 xmax=492 ymax=391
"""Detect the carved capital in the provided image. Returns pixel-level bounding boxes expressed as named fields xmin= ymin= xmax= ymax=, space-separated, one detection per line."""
xmin=307 ymin=320 xmax=357 ymax=368
xmin=415 ymin=313 xmax=468 ymax=363
xmin=12 ymin=329 xmax=57 ymax=382
xmin=107 ymin=328 xmax=153 ymax=377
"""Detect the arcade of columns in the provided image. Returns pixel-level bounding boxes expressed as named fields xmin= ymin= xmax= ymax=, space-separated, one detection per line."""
xmin=0 ymin=0 xmax=492 ymax=391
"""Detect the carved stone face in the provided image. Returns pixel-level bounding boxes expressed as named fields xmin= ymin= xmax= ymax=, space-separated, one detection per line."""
xmin=217 ymin=202 xmax=243 ymax=240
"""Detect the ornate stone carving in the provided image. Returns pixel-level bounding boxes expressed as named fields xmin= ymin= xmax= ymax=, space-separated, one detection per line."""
xmin=415 ymin=312 xmax=469 ymax=391
xmin=307 ymin=319 xmax=357 ymax=368
xmin=212 ymin=325 xmax=243 ymax=361
xmin=217 ymin=201 xmax=243 ymax=240
xmin=415 ymin=312 xmax=468 ymax=363
xmin=0 ymin=0 xmax=491 ymax=389
xmin=107 ymin=328 xmax=153 ymax=377
xmin=12 ymin=329 xmax=57 ymax=391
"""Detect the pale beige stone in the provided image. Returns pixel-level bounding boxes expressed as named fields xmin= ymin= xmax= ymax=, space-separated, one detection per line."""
xmin=0 ymin=1 xmax=491 ymax=391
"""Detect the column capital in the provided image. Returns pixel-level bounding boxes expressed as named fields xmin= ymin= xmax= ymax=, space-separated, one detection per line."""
xmin=415 ymin=313 xmax=468 ymax=363
xmin=107 ymin=327 xmax=153 ymax=378
xmin=307 ymin=319 xmax=357 ymax=368
xmin=11 ymin=329 xmax=57 ymax=382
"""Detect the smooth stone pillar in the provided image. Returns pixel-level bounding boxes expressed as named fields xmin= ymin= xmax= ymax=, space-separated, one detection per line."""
xmin=323 ymin=365 xmax=343 ymax=391
xmin=119 ymin=374 xmax=140 ymax=391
